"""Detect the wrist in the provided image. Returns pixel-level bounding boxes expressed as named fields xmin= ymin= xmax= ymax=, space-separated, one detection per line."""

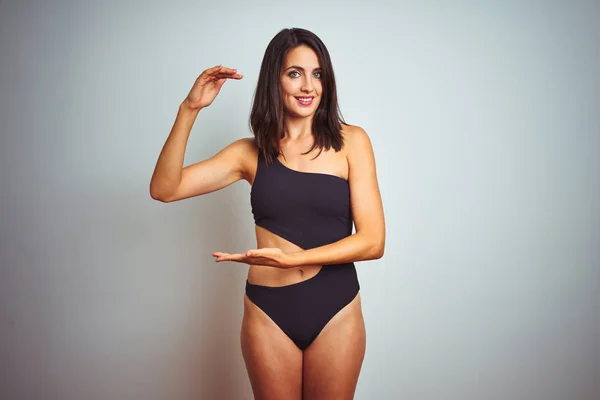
xmin=179 ymin=99 xmax=202 ymax=114
xmin=287 ymin=250 xmax=305 ymax=268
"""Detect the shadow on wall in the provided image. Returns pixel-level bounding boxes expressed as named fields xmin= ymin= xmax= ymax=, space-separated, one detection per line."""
xmin=0 ymin=176 xmax=255 ymax=399
xmin=147 ymin=183 xmax=254 ymax=399
xmin=180 ymin=185 xmax=254 ymax=400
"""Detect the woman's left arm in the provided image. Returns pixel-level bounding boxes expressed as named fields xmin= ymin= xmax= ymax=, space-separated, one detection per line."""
xmin=288 ymin=126 xmax=385 ymax=266
xmin=213 ymin=126 xmax=385 ymax=267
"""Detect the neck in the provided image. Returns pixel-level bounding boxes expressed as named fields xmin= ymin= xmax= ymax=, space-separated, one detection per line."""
xmin=283 ymin=114 xmax=314 ymax=141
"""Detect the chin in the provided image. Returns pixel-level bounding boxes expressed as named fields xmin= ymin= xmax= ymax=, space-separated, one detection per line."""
xmin=293 ymin=110 xmax=316 ymax=118
xmin=287 ymin=102 xmax=321 ymax=118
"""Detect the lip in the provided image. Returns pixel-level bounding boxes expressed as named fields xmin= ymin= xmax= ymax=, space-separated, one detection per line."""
xmin=295 ymin=96 xmax=315 ymax=107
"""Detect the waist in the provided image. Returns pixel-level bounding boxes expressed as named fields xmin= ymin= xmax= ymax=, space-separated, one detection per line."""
xmin=246 ymin=262 xmax=358 ymax=290
xmin=247 ymin=264 xmax=323 ymax=287
xmin=249 ymin=224 xmax=354 ymax=287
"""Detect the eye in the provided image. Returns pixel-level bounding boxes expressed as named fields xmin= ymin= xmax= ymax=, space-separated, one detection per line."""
xmin=313 ymin=71 xmax=322 ymax=79
xmin=289 ymin=71 xmax=300 ymax=78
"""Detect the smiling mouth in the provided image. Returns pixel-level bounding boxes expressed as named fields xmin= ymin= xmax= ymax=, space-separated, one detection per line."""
xmin=295 ymin=96 xmax=314 ymax=106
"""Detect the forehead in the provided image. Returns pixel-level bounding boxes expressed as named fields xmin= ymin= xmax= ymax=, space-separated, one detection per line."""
xmin=283 ymin=45 xmax=320 ymax=67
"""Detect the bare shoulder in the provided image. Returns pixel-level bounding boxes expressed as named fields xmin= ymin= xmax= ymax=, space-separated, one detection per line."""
xmin=234 ymin=136 xmax=258 ymax=183
xmin=340 ymin=124 xmax=373 ymax=158
xmin=230 ymin=136 xmax=257 ymax=156
xmin=215 ymin=136 xmax=256 ymax=171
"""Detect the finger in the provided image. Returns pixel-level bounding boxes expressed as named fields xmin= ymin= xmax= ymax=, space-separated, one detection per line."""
xmin=200 ymin=65 xmax=223 ymax=79
xmin=215 ymin=78 xmax=226 ymax=90
xmin=200 ymin=73 xmax=242 ymax=86
xmin=216 ymin=253 xmax=242 ymax=259
xmin=216 ymin=254 xmax=248 ymax=263
xmin=209 ymin=69 xmax=237 ymax=78
xmin=213 ymin=66 xmax=237 ymax=74
xmin=212 ymin=73 xmax=243 ymax=80
xmin=211 ymin=67 xmax=241 ymax=76
xmin=245 ymin=249 xmax=260 ymax=257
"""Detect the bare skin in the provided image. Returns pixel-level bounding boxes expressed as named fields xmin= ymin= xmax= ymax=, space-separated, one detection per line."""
xmin=240 ymin=135 xmax=366 ymax=400
xmin=150 ymin=46 xmax=384 ymax=399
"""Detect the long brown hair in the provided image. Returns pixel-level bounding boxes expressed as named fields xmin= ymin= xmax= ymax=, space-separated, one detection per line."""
xmin=249 ymin=28 xmax=347 ymax=164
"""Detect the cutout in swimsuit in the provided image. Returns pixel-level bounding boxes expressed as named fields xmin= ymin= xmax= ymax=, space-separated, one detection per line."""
xmin=246 ymin=151 xmax=360 ymax=350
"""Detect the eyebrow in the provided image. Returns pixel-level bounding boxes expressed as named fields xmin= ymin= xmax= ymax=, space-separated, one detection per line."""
xmin=284 ymin=65 xmax=322 ymax=71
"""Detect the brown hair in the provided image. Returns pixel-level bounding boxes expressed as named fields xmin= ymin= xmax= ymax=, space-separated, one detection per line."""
xmin=249 ymin=27 xmax=347 ymax=164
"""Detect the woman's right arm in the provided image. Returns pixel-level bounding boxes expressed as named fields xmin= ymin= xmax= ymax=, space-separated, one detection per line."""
xmin=149 ymin=65 xmax=245 ymax=202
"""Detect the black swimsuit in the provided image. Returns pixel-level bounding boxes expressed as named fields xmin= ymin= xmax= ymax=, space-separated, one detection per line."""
xmin=245 ymin=151 xmax=360 ymax=351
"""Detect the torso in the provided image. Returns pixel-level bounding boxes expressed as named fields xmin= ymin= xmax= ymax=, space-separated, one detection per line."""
xmin=242 ymin=126 xmax=351 ymax=287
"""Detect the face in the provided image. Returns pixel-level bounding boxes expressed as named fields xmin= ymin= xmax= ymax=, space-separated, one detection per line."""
xmin=280 ymin=45 xmax=323 ymax=118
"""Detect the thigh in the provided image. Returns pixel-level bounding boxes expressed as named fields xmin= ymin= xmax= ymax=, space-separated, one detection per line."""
xmin=240 ymin=294 xmax=303 ymax=400
xmin=302 ymin=293 xmax=366 ymax=400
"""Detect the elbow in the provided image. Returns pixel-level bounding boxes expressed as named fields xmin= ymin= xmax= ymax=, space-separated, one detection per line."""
xmin=149 ymin=184 xmax=173 ymax=203
xmin=359 ymin=231 xmax=385 ymax=260
xmin=150 ymin=191 xmax=174 ymax=203
xmin=369 ymin=238 xmax=385 ymax=260
xmin=150 ymin=192 xmax=169 ymax=202
xmin=373 ymin=244 xmax=385 ymax=259
xmin=150 ymin=175 xmax=182 ymax=203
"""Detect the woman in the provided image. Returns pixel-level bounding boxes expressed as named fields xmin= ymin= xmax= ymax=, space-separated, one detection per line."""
xmin=150 ymin=28 xmax=385 ymax=400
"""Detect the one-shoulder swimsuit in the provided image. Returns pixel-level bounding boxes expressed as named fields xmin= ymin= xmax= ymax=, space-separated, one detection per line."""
xmin=246 ymin=151 xmax=360 ymax=350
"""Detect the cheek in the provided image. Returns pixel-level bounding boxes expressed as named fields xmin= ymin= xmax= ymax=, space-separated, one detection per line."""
xmin=282 ymin=83 xmax=295 ymax=97
xmin=315 ymin=81 xmax=323 ymax=95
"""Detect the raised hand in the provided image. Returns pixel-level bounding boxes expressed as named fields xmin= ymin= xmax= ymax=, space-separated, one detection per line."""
xmin=183 ymin=65 xmax=243 ymax=110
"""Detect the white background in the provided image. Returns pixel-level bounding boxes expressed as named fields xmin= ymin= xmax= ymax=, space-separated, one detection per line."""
xmin=1 ymin=1 xmax=598 ymax=399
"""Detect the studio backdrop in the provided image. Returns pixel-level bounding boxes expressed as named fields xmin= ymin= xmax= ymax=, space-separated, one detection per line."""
xmin=1 ymin=1 xmax=598 ymax=399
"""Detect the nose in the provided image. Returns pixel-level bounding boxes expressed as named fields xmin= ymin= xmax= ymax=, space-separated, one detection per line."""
xmin=301 ymin=76 xmax=314 ymax=92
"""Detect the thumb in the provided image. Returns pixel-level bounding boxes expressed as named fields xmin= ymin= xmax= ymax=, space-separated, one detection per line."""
xmin=246 ymin=249 xmax=258 ymax=257
xmin=216 ymin=78 xmax=227 ymax=90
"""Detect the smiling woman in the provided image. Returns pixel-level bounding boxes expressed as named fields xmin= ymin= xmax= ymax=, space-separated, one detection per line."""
xmin=150 ymin=27 xmax=385 ymax=400
xmin=250 ymin=29 xmax=347 ymax=168
xmin=281 ymin=57 xmax=322 ymax=109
